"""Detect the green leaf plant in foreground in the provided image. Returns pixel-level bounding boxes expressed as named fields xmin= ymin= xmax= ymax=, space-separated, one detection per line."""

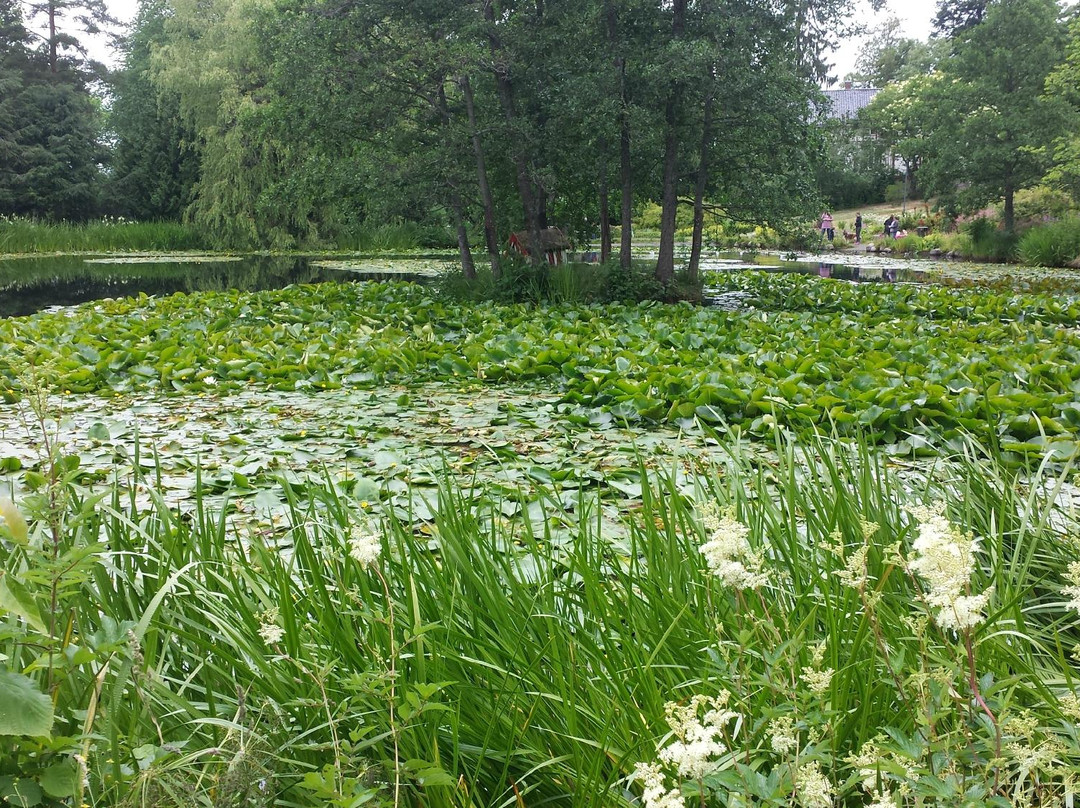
xmin=0 ymin=417 xmax=1077 ymax=806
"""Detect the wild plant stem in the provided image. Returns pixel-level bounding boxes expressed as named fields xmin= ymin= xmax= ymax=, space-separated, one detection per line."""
xmin=375 ymin=565 xmax=401 ymax=808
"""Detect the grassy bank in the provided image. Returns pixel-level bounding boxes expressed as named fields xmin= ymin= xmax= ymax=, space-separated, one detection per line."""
xmin=0 ymin=217 xmax=209 ymax=254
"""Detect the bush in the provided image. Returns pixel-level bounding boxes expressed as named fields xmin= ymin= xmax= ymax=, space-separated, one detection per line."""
xmin=1017 ymin=218 xmax=1080 ymax=267
xmin=1013 ymin=185 xmax=1079 ymax=227
xmin=964 ymin=217 xmax=1018 ymax=262
xmin=884 ymin=182 xmax=906 ymax=204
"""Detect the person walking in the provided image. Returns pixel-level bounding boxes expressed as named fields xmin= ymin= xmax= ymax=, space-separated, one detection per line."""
xmin=819 ymin=211 xmax=834 ymax=241
xmin=854 ymin=213 xmax=863 ymax=243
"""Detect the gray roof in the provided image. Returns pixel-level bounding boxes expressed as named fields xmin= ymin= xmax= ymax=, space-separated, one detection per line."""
xmin=821 ymin=87 xmax=880 ymax=119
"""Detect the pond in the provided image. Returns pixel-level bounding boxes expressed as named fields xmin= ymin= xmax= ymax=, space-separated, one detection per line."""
xmin=0 ymin=253 xmax=453 ymax=317
xmin=3 ymin=248 xmax=1051 ymax=318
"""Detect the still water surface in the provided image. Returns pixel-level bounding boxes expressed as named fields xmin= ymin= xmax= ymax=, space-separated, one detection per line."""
xmin=1 ymin=251 xmax=926 ymax=318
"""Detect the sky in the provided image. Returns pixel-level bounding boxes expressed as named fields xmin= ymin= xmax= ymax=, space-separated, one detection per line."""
xmin=84 ymin=0 xmax=937 ymax=77
xmin=826 ymin=0 xmax=939 ymax=82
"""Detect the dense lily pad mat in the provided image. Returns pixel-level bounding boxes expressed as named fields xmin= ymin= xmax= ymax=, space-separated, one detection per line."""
xmin=0 ymin=384 xmax=737 ymax=536
xmin=3 ymin=278 xmax=1080 ymax=458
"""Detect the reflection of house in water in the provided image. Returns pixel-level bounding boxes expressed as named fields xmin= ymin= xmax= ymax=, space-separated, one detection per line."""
xmin=508 ymin=227 xmax=571 ymax=265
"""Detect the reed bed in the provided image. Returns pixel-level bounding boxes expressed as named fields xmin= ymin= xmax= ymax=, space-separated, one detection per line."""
xmin=2 ymin=435 xmax=1079 ymax=806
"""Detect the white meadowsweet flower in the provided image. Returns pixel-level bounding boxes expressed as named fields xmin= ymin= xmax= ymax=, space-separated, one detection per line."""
xmin=867 ymin=791 xmax=896 ymax=808
xmin=801 ymin=666 xmax=835 ymax=696
xmin=1063 ymin=561 xmax=1080 ymax=614
xmin=632 ymin=762 xmax=685 ymax=808
xmin=795 ymin=761 xmax=834 ymax=808
xmin=349 ymin=522 xmax=381 ymax=567
xmin=1060 ymin=691 xmax=1080 ymax=723
xmin=258 ymin=616 xmax=285 ymax=645
xmin=835 ymin=544 xmax=870 ymax=590
xmin=658 ymin=693 xmax=738 ymax=780
xmin=769 ymin=715 xmax=798 ymax=756
xmin=699 ymin=507 xmax=770 ymax=590
xmin=906 ymin=504 xmax=989 ymax=631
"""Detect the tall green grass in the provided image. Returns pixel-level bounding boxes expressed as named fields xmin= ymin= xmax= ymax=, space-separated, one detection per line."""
xmin=331 ymin=222 xmax=456 ymax=252
xmin=0 ymin=217 xmax=207 ymax=253
xmin=1018 ymin=217 xmax=1080 ymax=267
xmin=2 ymin=434 xmax=1079 ymax=806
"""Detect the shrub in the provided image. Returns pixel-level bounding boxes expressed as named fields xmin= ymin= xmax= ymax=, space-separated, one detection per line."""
xmin=1017 ymin=218 xmax=1080 ymax=267
xmin=883 ymin=181 xmax=906 ymax=204
xmin=1013 ymin=185 xmax=1079 ymax=227
xmin=893 ymin=234 xmax=925 ymax=253
xmin=964 ymin=217 xmax=1018 ymax=262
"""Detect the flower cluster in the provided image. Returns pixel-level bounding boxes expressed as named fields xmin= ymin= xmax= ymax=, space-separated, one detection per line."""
xmin=658 ymin=693 xmax=739 ymax=779
xmin=794 ymin=761 xmax=833 ymax=808
xmin=349 ymin=521 xmax=382 ymax=567
xmin=632 ymin=692 xmax=741 ymax=808
xmin=699 ymin=504 xmax=769 ymax=589
xmin=258 ymin=608 xmax=284 ymax=645
xmin=801 ymin=641 xmax=835 ymax=697
xmin=906 ymin=504 xmax=991 ymax=632
xmin=1063 ymin=560 xmax=1080 ymax=615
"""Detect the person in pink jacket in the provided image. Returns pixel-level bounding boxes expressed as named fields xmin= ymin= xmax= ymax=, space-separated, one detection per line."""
xmin=819 ymin=211 xmax=834 ymax=241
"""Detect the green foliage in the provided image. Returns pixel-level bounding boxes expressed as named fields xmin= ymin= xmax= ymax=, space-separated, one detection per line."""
xmin=332 ymin=222 xmax=456 ymax=252
xmin=850 ymin=16 xmax=946 ymax=85
xmin=0 ymin=0 xmax=111 ymax=221
xmin=919 ymin=0 xmax=1069 ymax=229
xmin=104 ymin=0 xmax=199 ymax=221
xmin=4 ymin=277 xmax=1080 ymax=457
xmin=3 ymin=412 xmax=1080 ymax=805
xmin=964 ymin=217 xmax=1019 ymax=262
xmin=1017 ymin=218 xmax=1080 ymax=266
xmin=1012 ymin=185 xmax=1079 ymax=226
xmin=0 ymin=217 xmax=206 ymax=253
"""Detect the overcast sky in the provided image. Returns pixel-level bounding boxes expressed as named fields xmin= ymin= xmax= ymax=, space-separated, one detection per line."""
xmin=827 ymin=0 xmax=938 ymax=81
xmin=87 ymin=0 xmax=937 ymax=80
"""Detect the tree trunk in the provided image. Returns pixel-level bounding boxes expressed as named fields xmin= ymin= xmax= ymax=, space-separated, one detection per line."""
xmin=437 ymin=82 xmax=475 ymax=279
xmin=688 ymin=82 xmax=715 ymax=285
xmin=619 ymin=112 xmax=632 ymax=270
xmin=599 ymin=147 xmax=611 ymax=263
xmin=655 ymin=109 xmax=680 ymax=285
xmin=654 ymin=0 xmax=687 ymax=286
xmin=538 ymin=187 xmax=549 ymax=230
xmin=451 ymin=193 xmax=476 ymax=279
xmin=605 ymin=0 xmax=632 ymax=270
xmin=1003 ymin=181 xmax=1015 ymax=232
xmin=484 ymin=0 xmax=543 ymax=265
xmin=461 ymin=74 xmax=501 ymax=278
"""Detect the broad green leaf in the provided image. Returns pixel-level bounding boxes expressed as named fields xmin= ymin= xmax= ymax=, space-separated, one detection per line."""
xmin=0 ymin=671 xmax=53 ymax=736
xmin=0 ymin=575 xmax=45 ymax=633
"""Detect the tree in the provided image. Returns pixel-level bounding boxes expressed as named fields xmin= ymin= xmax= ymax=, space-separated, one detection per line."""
xmin=105 ymin=0 xmax=199 ymax=220
xmin=0 ymin=0 xmax=104 ymax=220
xmin=23 ymin=0 xmax=116 ymax=75
xmin=851 ymin=16 xmax=946 ymax=86
xmin=1043 ymin=15 xmax=1080 ymax=201
xmin=861 ymin=73 xmax=947 ymax=201
xmin=932 ymin=0 xmax=989 ymax=39
xmin=922 ymin=0 xmax=1068 ymax=230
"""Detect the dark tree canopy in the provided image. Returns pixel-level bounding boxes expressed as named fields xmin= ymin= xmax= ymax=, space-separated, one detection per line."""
xmin=932 ymin=0 xmax=989 ymax=39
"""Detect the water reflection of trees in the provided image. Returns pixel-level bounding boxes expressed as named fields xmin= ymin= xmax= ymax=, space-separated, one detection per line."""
xmin=0 ymin=257 xmax=336 ymax=316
